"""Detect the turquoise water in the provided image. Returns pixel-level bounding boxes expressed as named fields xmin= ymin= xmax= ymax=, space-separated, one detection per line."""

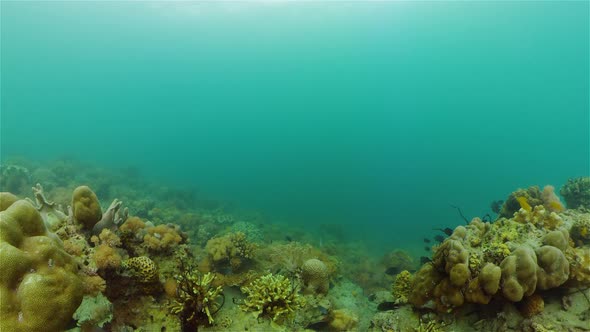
xmin=1 ymin=1 xmax=588 ymax=253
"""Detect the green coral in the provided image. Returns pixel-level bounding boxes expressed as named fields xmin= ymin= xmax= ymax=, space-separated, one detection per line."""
xmin=560 ymin=176 xmax=590 ymax=210
xmin=240 ymin=273 xmax=305 ymax=323
xmin=391 ymin=270 xmax=412 ymax=304
xmin=73 ymin=293 xmax=113 ymax=328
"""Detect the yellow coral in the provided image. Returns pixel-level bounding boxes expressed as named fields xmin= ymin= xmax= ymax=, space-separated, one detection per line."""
xmin=0 ymin=200 xmax=83 ymax=332
xmin=240 ymin=273 xmax=305 ymax=322
xmin=516 ymin=196 xmax=532 ymax=212
xmin=122 ymin=256 xmax=159 ymax=283
xmin=143 ymin=224 xmax=182 ymax=252
xmin=392 ymin=270 xmax=412 ymax=303
xmin=93 ymin=244 xmax=122 ymax=270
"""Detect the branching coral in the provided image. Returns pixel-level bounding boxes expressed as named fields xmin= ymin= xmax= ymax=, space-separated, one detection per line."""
xmin=92 ymin=198 xmax=128 ymax=235
xmin=170 ymin=257 xmax=224 ymax=331
xmin=240 ymin=273 xmax=305 ymax=323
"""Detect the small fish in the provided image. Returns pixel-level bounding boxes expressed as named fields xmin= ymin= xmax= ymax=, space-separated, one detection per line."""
xmin=385 ymin=267 xmax=402 ymax=276
xmin=434 ymin=227 xmax=453 ymax=236
xmin=423 ymin=238 xmax=431 ymax=243
xmin=377 ymin=302 xmax=400 ymax=311
xmin=490 ymin=200 xmax=504 ymax=214
xmin=434 ymin=235 xmax=445 ymax=243
xmin=420 ymin=256 xmax=432 ymax=265
xmin=285 ymin=235 xmax=293 ymax=242
xmin=306 ymin=321 xmax=329 ymax=330
xmin=424 ymin=246 xmax=431 ymax=252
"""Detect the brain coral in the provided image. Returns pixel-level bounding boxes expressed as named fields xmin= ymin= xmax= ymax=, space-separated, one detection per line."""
xmin=122 ymin=256 xmax=159 ymax=283
xmin=0 ymin=199 xmax=83 ymax=332
xmin=301 ymin=258 xmax=330 ymax=295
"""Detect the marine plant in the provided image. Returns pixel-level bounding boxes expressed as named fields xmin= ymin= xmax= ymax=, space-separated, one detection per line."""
xmin=170 ymin=253 xmax=225 ymax=331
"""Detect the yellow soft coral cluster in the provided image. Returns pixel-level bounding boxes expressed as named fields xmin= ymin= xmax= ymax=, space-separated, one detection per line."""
xmin=513 ymin=204 xmax=563 ymax=230
xmin=143 ymin=224 xmax=183 ymax=252
xmin=205 ymin=232 xmax=257 ymax=270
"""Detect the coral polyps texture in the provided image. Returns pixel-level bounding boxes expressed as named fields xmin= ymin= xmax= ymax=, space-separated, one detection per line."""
xmin=0 ymin=198 xmax=84 ymax=332
xmin=240 ymin=273 xmax=305 ymax=322
xmin=406 ymin=191 xmax=590 ymax=313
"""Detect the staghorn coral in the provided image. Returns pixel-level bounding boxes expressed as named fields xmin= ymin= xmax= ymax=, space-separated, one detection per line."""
xmin=560 ymin=176 xmax=590 ymax=210
xmin=170 ymin=256 xmax=224 ymax=330
xmin=0 ymin=199 xmax=84 ymax=332
xmin=240 ymin=273 xmax=305 ymax=323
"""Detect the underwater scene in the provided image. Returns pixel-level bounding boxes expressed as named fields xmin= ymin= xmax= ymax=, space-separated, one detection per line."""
xmin=1 ymin=1 xmax=589 ymax=332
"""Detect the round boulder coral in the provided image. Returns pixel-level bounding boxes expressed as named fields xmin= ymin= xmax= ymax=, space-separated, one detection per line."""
xmin=0 ymin=200 xmax=83 ymax=332
xmin=72 ymin=186 xmax=102 ymax=230
xmin=301 ymin=258 xmax=330 ymax=295
xmin=535 ymin=245 xmax=569 ymax=290
xmin=500 ymin=247 xmax=538 ymax=302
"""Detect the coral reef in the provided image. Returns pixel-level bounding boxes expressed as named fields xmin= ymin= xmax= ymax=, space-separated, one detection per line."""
xmin=73 ymin=293 xmax=114 ymax=328
xmin=240 ymin=273 xmax=305 ymax=323
xmin=122 ymin=256 xmax=159 ymax=283
xmin=406 ymin=190 xmax=589 ymax=314
xmin=170 ymin=255 xmax=225 ymax=330
xmin=0 ymin=199 xmax=83 ymax=332
xmin=560 ymin=176 xmax=590 ymax=210
xmin=205 ymin=232 xmax=257 ymax=271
